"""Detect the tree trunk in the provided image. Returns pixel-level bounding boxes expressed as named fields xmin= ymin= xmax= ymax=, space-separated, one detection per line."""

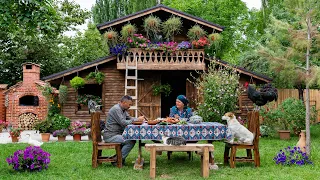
xmin=305 ymin=15 xmax=311 ymax=156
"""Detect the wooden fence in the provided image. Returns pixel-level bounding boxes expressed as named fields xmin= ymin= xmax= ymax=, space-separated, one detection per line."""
xmin=274 ymin=89 xmax=320 ymax=122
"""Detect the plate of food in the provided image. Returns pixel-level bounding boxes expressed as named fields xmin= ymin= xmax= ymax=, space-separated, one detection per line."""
xmin=147 ymin=120 xmax=159 ymax=125
xmin=164 ymin=117 xmax=180 ymax=124
xmin=132 ymin=121 xmax=144 ymax=125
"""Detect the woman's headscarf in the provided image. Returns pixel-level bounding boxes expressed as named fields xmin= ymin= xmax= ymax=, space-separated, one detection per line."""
xmin=177 ymin=95 xmax=189 ymax=106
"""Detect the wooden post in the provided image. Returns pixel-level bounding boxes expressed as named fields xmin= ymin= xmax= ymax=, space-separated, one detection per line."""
xmin=150 ymin=147 xmax=156 ymax=179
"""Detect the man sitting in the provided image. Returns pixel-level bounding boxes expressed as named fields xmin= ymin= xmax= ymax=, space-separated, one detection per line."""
xmin=103 ymin=95 xmax=144 ymax=166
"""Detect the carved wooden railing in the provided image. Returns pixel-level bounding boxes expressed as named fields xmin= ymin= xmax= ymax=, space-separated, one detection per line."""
xmin=117 ymin=48 xmax=206 ymax=70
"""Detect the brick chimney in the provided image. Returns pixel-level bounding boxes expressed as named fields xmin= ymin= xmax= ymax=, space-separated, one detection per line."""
xmin=22 ymin=63 xmax=41 ymax=85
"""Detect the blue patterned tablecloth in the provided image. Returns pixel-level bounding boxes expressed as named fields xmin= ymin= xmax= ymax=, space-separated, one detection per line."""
xmin=122 ymin=122 xmax=231 ymax=141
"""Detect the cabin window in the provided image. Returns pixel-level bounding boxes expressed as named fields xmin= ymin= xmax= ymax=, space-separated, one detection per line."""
xmin=77 ymin=84 xmax=103 ymax=111
xmin=19 ymin=96 xmax=39 ymax=106
xmin=26 ymin=65 xmax=32 ymax=69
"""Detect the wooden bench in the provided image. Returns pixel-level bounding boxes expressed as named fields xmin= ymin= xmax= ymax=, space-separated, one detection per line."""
xmin=145 ymin=144 xmax=214 ymax=178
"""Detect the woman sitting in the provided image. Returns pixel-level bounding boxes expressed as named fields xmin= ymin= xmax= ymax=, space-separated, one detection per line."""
xmin=169 ymin=95 xmax=193 ymax=121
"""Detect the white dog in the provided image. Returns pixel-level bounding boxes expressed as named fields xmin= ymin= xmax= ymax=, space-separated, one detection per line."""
xmin=222 ymin=112 xmax=254 ymax=144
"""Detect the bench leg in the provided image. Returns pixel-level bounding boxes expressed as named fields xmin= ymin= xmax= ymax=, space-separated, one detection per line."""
xmin=201 ymin=147 xmax=209 ymax=178
xmin=150 ymin=147 xmax=156 ymax=179
xmin=224 ymin=145 xmax=230 ymax=165
xmin=230 ymin=146 xmax=236 ymax=168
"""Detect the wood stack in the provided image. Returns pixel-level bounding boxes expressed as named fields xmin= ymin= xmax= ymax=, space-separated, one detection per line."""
xmin=18 ymin=113 xmax=39 ymax=130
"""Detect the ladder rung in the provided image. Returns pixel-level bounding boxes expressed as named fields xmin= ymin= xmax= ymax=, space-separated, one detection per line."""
xmin=131 ymin=96 xmax=137 ymax=100
xmin=125 ymin=86 xmax=137 ymax=89
xmin=126 ymin=66 xmax=137 ymax=69
xmin=126 ymin=76 xmax=137 ymax=80
xmin=130 ymin=106 xmax=138 ymax=110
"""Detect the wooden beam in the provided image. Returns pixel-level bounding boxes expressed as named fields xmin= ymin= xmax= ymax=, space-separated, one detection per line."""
xmin=117 ymin=63 xmax=205 ymax=70
xmin=45 ymin=56 xmax=116 ymax=82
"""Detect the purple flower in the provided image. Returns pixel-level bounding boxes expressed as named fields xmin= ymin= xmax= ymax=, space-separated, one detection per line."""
xmin=273 ymin=146 xmax=313 ymax=166
xmin=6 ymin=146 xmax=51 ymax=171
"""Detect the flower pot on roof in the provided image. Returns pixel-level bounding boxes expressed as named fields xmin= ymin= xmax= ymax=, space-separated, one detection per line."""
xmin=162 ymin=16 xmax=182 ymax=41
xmin=187 ymin=25 xmax=207 ymax=42
xmin=144 ymin=15 xmax=161 ymax=40
xmin=103 ymin=29 xmax=118 ymax=47
xmin=121 ymin=24 xmax=137 ymax=41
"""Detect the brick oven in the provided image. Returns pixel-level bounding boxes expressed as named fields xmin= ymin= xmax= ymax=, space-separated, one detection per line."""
xmin=4 ymin=63 xmax=52 ymax=129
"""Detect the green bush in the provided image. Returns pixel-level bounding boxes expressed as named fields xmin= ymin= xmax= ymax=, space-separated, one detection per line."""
xmin=51 ymin=114 xmax=71 ymax=131
xmin=34 ymin=119 xmax=53 ymax=133
xmin=70 ymin=76 xmax=85 ymax=90
xmin=261 ymin=98 xmax=318 ymax=136
xmin=192 ymin=62 xmax=240 ymax=122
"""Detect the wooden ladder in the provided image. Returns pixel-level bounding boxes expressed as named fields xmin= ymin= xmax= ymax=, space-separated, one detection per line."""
xmin=125 ymin=56 xmax=138 ymax=118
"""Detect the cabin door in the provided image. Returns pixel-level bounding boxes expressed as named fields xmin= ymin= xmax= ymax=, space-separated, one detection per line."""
xmin=137 ymin=72 xmax=161 ymax=120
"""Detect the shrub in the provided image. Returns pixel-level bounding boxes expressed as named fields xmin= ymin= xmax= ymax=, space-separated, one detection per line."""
xmin=53 ymin=129 xmax=69 ymax=137
xmin=192 ymin=37 xmax=209 ymax=49
xmin=69 ymin=121 xmax=87 ymax=136
xmin=86 ymin=72 xmax=105 ymax=85
xmin=6 ymin=146 xmax=51 ymax=171
xmin=51 ymin=114 xmax=71 ymax=131
xmin=192 ymin=62 xmax=240 ymax=122
xmin=162 ymin=16 xmax=182 ymax=41
xmin=273 ymin=146 xmax=313 ymax=166
xmin=70 ymin=76 xmax=85 ymax=90
xmin=109 ymin=44 xmax=127 ymax=56
xmin=127 ymin=34 xmax=150 ymax=48
xmin=187 ymin=25 xmax=206 ymax=41
xmin=143 ymin=15 xmax=161 ymax=39
xmin=34 ymin=119 xmax=53 ymax=133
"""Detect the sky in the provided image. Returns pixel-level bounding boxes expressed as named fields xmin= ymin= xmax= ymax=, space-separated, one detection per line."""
xmin=64 ymin=0 xmax=261 ymax=36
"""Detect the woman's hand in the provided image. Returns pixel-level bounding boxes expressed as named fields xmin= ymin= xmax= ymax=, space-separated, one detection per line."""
xmin=137 ymin=116 xmax=145 ymax=121
xmin=174 ymin=114 xmax=180 ymax=119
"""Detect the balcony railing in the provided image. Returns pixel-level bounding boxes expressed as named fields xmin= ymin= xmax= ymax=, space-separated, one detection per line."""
xmin=117 ymin=48 xmax=206 ymax=70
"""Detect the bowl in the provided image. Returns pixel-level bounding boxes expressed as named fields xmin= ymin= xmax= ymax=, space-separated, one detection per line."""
xmin=132 ymin=121 xmax=144 ymax=125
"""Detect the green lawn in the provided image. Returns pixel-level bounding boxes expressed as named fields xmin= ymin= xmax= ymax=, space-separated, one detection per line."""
xmin=1 ymin=124 xmax=319 ymax=180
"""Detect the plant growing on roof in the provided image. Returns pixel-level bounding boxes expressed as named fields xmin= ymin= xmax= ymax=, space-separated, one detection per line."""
xmin=103 ymin=29 xmax=118 ymax=47
xmin=187 ymin=25 xmax=206 ymax=41
xmin=162 ymin=16 xmax=182 ymax=41
xmin=58 ymin=85 xmax=68 ymax=105
xmin=143 ymin=15 xmax=162 ymax=39
xmin=70 ymin=76 xmax=85 ymax=90
xmin=121 ymin=24 xmax=137 ymax=41
xmin=86 ymin=72 xmax=105 ymax=85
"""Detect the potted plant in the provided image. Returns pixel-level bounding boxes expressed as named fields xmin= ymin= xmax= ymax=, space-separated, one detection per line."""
xmin=187 ymin=25 xmax=206 ymax=41
xmin=177 ymin=41 xmax=191 ymax=50
xmin=103 ymin=29 xmax=118 ymax=47
xmin=191 ymin=37 xmax=209 ymax=49
xmin=70 ymin=76 xmax=85 ymax=90
xmin=143 ymin=15 xmax=162 ymax=40
xmin=9 ymin=127 xmax=23 ymax=142
xmin=58 ymin=85 xmax=68 ymax=105
xmin=121 ymin=24 xmax=137 ymax=41
xmin=69 ymin=121 xmax=87 ymax=141
xmin=152 ymin=83 xmax=172 ymax=97
xmin=0 ymin=120 xmax=9 ymax=133
xmin=53 ymin=129 xmax=69 ymax=141
xmin=109 ymin=44 xmax=127 ymax=56
xmin=162 ymin=16 xmax=182 ymax=41
xmin=86 ymin=72 xmax=105 ymax=85
xmin=34 ymin=119 xmax=53 ymax=142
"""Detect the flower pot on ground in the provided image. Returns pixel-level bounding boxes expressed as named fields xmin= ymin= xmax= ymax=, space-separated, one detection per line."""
xmin=73 ymin=134 xmax=82 ymax=141
xmin=34 ymin=119 xmax=53 ymax=142
xmin=9 ymin=127 xmax=23 ymax=142
xmin=69 ymin=121 xmax=87 ymax=141
xmin=53 ymin=129 xmax=69 ymax=142
xmin=278 ymin=130 xmax=291 ymax=140
xmin=41 ymin=133 xmax=51 ymax=142
xmin=58 ymin=136 xmax=66 ymax=142
xmin=11 ymin=135 xmax=19 ymax=142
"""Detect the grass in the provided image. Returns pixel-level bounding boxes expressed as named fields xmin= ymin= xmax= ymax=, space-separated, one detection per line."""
xmin=0 ymin=124 xmax=319 ymax=180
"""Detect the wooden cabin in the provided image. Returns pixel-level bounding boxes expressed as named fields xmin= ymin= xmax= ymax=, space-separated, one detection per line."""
xmin=43 ymin=5 xmax=271 ymax=122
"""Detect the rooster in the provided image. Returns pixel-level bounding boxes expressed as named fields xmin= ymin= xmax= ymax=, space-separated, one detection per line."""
xmin=246 ymin=83 xmax=278 ymax=109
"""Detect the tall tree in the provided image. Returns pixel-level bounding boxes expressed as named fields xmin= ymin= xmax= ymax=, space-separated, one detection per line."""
xmin=92 ymin=0 xmax=158 ymax=24
xmin=259 ymin=0 xmax=320 ymax=156
xmin=0 ymin=0 xmax=90 ymax=86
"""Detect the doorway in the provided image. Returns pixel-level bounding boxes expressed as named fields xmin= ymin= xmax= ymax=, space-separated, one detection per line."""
xmin=161 ymin=71 xmax=186 ymax=117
